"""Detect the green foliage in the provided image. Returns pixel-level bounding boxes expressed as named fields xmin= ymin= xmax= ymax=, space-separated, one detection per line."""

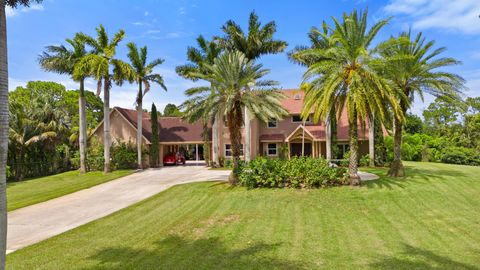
xmin=239 ymin=157 xmax=348 ymax=189
xmin=405 ymin=113 xmax=423 ymax=134
xmin=359 ymin=155 xmax=370 ymax=167
xmin=163 ymin=103 xmax=182 ymax=117
xmin=440 ymin=147 xmax=480 ymax=166
xmin=150 ymin=103 xmax=160 ymax=167
xmin=63 ymin=89 xmax=103 ymax=131
xmin=111 ymin=142 xmax=138 ymax=170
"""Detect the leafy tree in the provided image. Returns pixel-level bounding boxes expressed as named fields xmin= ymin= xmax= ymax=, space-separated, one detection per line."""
xmin=182 ymin=51 xmax=288 ymax=184
xmin=163 ymin=103 xmax=182 ymax=117
xmin=423 ymin=97 xmax=460 ymax=136
xmin=121 ymin=42 xmax=167 ymax=169
xmin=176 ymin=35 xmax=222 ymax=165
xmin=216 ymin=11 xmax=288 ymax=60
xmin=74 ymin=25 xmax=130 ymax=173
xmin=39 ymin=36 xmax=90 ymax=173
xmin=405 ymin=113 xmax=423 ymax=134
xmin=374 ymin=31 xmax=464 ymax=177
xmin=292 ymin=10 xmax=401 ymax=184
xmin=150 ymin=103 xmax=160 ymax=167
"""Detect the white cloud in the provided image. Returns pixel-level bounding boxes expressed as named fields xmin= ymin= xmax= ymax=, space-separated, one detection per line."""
xmin=8 ymin=78 xmax=27 ymax=90
xmin=144 ymin=11 xmax=149 ymax=16
xmin=179 ymin=7 xmax=186 ymax=15
xmin=6 ymin=3 xmax=44 ymax=18
xmin=384 ymin=0 xmax=480 ymax=34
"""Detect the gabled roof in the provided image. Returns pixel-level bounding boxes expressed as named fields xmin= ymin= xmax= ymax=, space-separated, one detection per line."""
xmin=114 ymin=107 xmax=210 ymax=143
xmin=280 ymin=89 xmax=306 ymax=114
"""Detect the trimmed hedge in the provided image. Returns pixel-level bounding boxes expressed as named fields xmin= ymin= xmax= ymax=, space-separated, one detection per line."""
xmin=239 ymin=156 xmax=348 ymax=189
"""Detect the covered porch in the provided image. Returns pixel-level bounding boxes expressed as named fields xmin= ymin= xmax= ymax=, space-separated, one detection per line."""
xmin=285 ymin=125 xmax=325 ymax=158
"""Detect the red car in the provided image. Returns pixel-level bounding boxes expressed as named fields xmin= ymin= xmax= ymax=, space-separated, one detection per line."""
xmin=163 ymin=152 xmax=186 ymax=166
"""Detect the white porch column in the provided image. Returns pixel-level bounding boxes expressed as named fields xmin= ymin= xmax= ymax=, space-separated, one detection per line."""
xmin=368 ymin=113 xmax=375 ymax=167
xmin=195 ymin=144 xmax=199 ymax=161
xmin=244 ymin=107 xmax=251 ymax=162
xmin=212 ymin=114 xmax=219 ymax=165
xmin=325 ymin=115 xmax=332 ymax=161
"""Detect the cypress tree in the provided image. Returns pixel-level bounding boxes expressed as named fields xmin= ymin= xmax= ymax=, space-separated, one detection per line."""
xmin=150 ymin=103 xmax=160 ymax=167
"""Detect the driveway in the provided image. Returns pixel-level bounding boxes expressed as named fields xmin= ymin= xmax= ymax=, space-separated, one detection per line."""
xmin=7 ymin=164 xmax=230 ymax=253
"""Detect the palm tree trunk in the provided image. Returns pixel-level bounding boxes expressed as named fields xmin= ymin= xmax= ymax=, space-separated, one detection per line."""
xmin=78 ymin=79 xmax=88 ymax=174
xmin=227 ymin=104 xmax=243 ymax=185
xmin=388 ymin=115 xmax=405 ymax=177
xmin=349 ymin=109 xmax=360 ymax=185
xmin=103 ymin=77 xmax=111 ymax=173
xmin=368 ymin=113 xmax=375 ymax=167
xmin=136 ymin=82 xmax=143 ymax=170
xmin=0 ymin=2 xmax=8 ymax=266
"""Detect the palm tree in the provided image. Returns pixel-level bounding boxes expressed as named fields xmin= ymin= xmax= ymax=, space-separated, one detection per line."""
xmin=39 ymin=37 xmax=90 ymax=173
xmin=123 ymin=42 xmax=166 ymax=169
xmin=176 ymin=35 xmax=222 ymax=166
xmin=74 ymin=25 xmax=130 ymax=173
xmin=374 ymin=31 xmax=464 ymax=177
xmin=182 ymin=51 xmax=288 ymax=184
xmin=1 ymin=0 xmax=43 ymax=266
xmin=292 ymin=10 xmax=403 ymax=185
xmin=216 ymin=11 xmax=288 ymax=162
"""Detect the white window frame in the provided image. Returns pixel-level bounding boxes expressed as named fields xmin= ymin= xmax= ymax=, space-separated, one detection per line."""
xmin=225 ymin=144 xmax=244 ymax=157
xmin=292 ymin=114 xmax=311 ymax=123
xmin=267 ymin=143 xmax=278 ymax=156
xmin=267 ymin=119 xmax=277 ymax=128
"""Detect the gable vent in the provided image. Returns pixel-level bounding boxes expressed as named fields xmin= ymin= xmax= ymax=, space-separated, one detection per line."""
xmin=294 ymin=94 xmax=301 ymax=100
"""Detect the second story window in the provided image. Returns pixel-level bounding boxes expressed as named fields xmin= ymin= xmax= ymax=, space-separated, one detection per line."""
xmin=267 ymin=119 xmax=277 ymax=128
xmin=292 ymin=115 xmax=311 ymax=123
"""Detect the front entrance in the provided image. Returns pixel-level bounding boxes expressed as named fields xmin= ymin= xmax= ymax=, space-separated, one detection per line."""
xmin=290 ymin=143 xmax=312 ymax=157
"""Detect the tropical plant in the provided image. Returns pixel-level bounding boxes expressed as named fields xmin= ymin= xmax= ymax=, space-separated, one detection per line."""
xmin=216 ymin=11 xmax=288 ymax=162
xmin=74 ymin=25 xmax=129 ymax=173
xmin=39 ymin=36 xmax=90 ymax=173
xmin=120 ymin=42 xmax=166 ymax=169
xmin=150 ymin=103 xmax=160 ymax=167
xmin=176 ymin=35 xmax=222 ymax=166
xmin=291 ymin=9 xmax=403 ymax=185
xmin=181 ymin=51 xmax=288 ymax=184
xmin=374 ymin=31 xmax=464 ymax=177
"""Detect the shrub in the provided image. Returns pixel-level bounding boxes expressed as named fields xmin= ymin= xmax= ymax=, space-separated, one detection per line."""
xmin=111 ymin=142 xmax=137 ymax=169
xmin=239 ymin=156 xmax=348 ymax=189
xmin=359 ymin=154 xmax=370 ymax=167
xmin=440 ymin=147 xmax=480 ymax=166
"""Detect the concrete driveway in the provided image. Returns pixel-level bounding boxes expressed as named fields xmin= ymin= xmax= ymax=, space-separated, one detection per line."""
xmin=7 ymin=164 xmax=230 ymax=253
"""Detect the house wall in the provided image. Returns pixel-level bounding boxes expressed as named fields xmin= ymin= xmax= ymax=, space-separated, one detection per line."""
xmin=92 ymin=110 xmax=149 ymax=146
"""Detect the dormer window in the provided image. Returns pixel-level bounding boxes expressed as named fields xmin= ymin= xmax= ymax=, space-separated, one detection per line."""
xmin=294 ymin=94 xmax=301 ymax=100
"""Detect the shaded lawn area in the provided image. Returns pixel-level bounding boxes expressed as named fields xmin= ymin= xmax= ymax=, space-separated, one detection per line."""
xmin=7 ymin=170 xmax=133 ymax=211
xmin=7 ymin=162 xmax=480 ymax=269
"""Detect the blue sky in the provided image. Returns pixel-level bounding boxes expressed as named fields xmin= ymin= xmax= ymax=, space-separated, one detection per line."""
xmin=6 ymin=0 xmax=480 ymax=115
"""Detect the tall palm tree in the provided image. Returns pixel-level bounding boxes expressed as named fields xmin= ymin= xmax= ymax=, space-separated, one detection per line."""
xmin=74 ymin=25 xmax=129 ymax=173
xmin=182 ymin=51 xmax=288 ymax=184
xmin=176 ymin=35 xmax=222 ymax=166
xmin=123 ymin=42 xmax=166 ymax=169
xmin=293 ymin=10 xmax=403 ymax=185
xmin=39 ymin=37 xmax=89 ymax=173
xmin=374 ymin=31 xmax=464 ymax=177
xmin=1 ymin=0 xmax=42 ymax=266
xmin=216 ymin=11 xmax=288 ymax=162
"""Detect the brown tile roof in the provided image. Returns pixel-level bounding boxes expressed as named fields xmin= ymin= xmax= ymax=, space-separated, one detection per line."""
xmin=279 ymin=89 xmax=305 ymax=114
xmin=115 ymin=107 xmax=210 ymax=143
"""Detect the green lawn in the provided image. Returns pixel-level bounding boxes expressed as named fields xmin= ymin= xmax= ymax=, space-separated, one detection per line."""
xmin=7 ymin=170 xmax=133 ymax=211
xmin=7 ymin=162 xmax=480 ymax=269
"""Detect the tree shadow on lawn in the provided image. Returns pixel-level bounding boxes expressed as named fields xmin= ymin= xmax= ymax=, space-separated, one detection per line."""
xmin=369 ymin=244 xmax=479 ymax=270
xmin=84 ymin=235 xmax=310 ymax=270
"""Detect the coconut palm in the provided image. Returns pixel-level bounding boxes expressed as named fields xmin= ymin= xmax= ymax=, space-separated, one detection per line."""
xmin=1 ymin=0 xmax=43 ymax=265
xmin=293 ymin=9 xmax=403 ymax=185
xmin=74 ymin=25 xmax=130 ymax=173
xmin=182 ymin=51 xmax=288 ymax=184
xmin=122 ymin=42 xmax=167 ymax=169
xmin=374 ymin=31 xmax=464 ymax=177
xmin=39 ymin=37 xmax=90 ymax=173
xmin=176 ymin=35 xmax=222 ymax=166
xmin=216 ymin=11 xmax=288 ymax=162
